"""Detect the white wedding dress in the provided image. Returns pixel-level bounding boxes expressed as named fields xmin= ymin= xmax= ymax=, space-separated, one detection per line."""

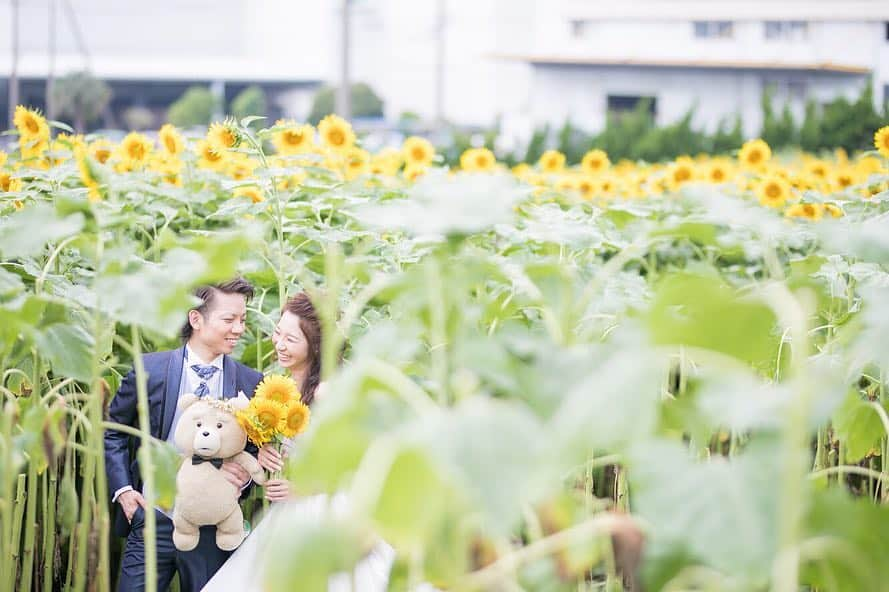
xmin=201 ymin=492 xmax=395 ymax=592
xmin=201 ymin=435 xmax=394 ymax=592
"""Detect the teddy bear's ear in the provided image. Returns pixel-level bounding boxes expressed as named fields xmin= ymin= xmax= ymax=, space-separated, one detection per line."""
xmin=178 ymin=393 xmax=200 ymax=411
xmin=230 ymin=392 xmax=250 ymax=412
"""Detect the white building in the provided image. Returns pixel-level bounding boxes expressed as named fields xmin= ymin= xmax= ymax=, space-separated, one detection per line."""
xmin=1 ymin=0 xmax=887 ymax=140
xmin=499 ymin=0 xmax=889 ymax=138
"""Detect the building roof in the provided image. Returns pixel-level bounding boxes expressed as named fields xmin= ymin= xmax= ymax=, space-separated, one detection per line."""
xmin=497 ymin=55 xmax=872 ymax=75
xmin=563 ymin=0 xmax=889 ymax=21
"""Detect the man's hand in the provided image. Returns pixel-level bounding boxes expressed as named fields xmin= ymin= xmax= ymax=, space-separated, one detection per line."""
xmin=221 ymin=461 xmax=251 ymax=490
xmin=257 ymin=444 xmax=284 ymax=473
xmin=118 ymin=490 xmax=147 ymax=523
xmin=263 ymin=479 xmax=292 ymax=502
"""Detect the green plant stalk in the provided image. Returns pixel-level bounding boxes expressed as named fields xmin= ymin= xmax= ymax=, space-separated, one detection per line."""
xmin=10 ymin=473 xmax=27 ymax=589
xmin=425 ymin=256 xmax=449 ymax=406
xmin=0 ymin=402 xmax=16 ymax=591
xmin=42 ymin=464 xmax=57 ymax=592
xmin=881 ymin=370 xmax=888 ymax=503
xmin=89 ymin=317 xmax=111 ymax=592
xmin=131 ymin=326 xmax=158 ymax=592
xmin=20 ymin=355 xmax=43 ymax=592
xmin=19 ymin=461 xmax=37 ymax=592
xmin=319 ymin=244 xmax=344 ymax=382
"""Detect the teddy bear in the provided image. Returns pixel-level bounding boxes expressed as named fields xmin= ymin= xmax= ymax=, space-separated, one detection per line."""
xmin=172 ymin=392 xmax=267 ymax=551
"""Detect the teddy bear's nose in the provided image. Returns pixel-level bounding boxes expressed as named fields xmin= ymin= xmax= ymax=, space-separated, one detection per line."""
xmin=202 ymin=431 xmax=210 ymax=437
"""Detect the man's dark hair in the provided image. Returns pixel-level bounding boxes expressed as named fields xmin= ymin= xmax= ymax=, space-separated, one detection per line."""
xmin=180 ymin=277 xmax=255 ymax=343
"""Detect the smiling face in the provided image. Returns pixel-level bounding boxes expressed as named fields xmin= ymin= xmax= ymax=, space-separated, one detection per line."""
xmin=188 ymin=290 xmax=248 ymax=360
xmin=271 ymin=311 xmax=309 ymax=373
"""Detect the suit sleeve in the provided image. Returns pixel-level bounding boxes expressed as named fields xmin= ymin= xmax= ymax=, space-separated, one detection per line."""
xmin=104 ymin=368 xmax=138 ymax=498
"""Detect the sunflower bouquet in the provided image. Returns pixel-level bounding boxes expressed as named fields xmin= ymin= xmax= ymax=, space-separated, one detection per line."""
xmin=236 ymin=375 xmax=311 ymax=478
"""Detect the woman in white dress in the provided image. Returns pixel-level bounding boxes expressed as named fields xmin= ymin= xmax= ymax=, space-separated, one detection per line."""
xmin=201 ymin=293 xmax=393 ymax=592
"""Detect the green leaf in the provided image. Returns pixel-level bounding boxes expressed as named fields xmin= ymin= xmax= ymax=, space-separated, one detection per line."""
xmin=34 ymin=323 xmax=95 ymax=382
xmin=646 ymin=272 xmax=780 ymax=370
xmin=832 ymin=389 xmax=886 ymax=463
xmin=0 ymin=204 xmax=85 ymax=258
xmin=239 ymin=115 xmax=267 ymax=128
xmin=370 ymin=446 xmax=457 ymax=552
xmin=0 ymin=267 xmax=24 ymax=296
xmin=149 ymin=440 xmax=182 ymax=510
xmin=801 ymin=489 xmax=889 ymax=592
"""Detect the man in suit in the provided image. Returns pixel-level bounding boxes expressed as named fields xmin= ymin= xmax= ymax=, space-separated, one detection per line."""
xmin=104 ymin=277 xmax=264 ymax=592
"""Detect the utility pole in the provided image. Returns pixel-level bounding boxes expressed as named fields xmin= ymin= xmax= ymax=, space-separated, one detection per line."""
xmin=46 ymin=0 xmax=57 ymax=120
xmin=434 ymin=0 xmax=446 ymax=126
xmin=8 ymin=0 xmax=20 ymax=127
xmin=335 ymin=0 xmax=352 ymax=119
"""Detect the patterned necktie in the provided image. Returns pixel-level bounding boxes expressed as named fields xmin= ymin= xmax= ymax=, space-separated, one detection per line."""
xmin=191 ymin=364 xmax=219 ymax=397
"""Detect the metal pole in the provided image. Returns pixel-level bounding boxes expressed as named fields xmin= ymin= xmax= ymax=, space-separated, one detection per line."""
xmin=434 ymin=0 xmax=446 ymax=126
xmin=47 ymin=0 xmax=57 ymax=121
xmin=335 ymin=0 xmax=351 ymax=119
xmin=8 ymin=0 xmax=21 ymax=127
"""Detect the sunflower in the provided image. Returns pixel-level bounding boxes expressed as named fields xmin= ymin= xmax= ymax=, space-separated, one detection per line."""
xmin=158 ymin=124 xmax=185 ymax=156
xmin=823 ymin=203 xmax=844 ymax=218
xmin=88 ymin=139 xmax=114 ymax=164
xmin=20 ymin=140 xmax=48 ymax=162
xmin=460 ymin=147 xmax=496 ymax=172
xmin=756 ymin=175 xmax=791 ymax=208
xmin=785 ymin=203 xmax=823 ymax=221
xmin=207 ymin=121 xmax=240 ymax=153
xmin=13 ymin=106 xmax=50 ymax=143
xmin=281 ymin=400 xmax=311 ymax=438
xmin=874 ymin=125 xmax=889 ymax=158
xmin=403 ymin=164 xmax=428 ymax=182
xmin=118 ymin=132 xmax=153 ymax=165
xmin=554 ymin=175 xmax=575 ymax=193
xmin=0 ymin=151 xmax=7 ymax=168
xmin=75 ymin=149 xmax=103 ymax=202
xmin=370 ymin=148 xmax=403 ymax=176
xmin=581 ymin=149 xmax=610 ymax=175
xmin=576 ymin=175 xmax=597 ymax=200
xmin=704 ymin=159 xmax=733 ymax=184
xmin=739 ymin=139 xmax=771 ymax=169
xmin=276 ymin=170 xmax=308 ymax=192
xmin=0 ymin=172 xmax=20 ymax=193
xmin=667 ymin=157 xmax=695 ymax=190
xmin=196 ymin=140 xmax=227 ymax=170
xmin=273 ymin=120 xmax=315 ymax=155
xmin=318 ymin=114 xmax=356 ymax=153
xmin=234 ymin=185 xmax=265 ymax=203
xmin=832 ymin=169 xmax=857 ymax=191
xmin=226 ymin=154 xmax=259 ymax=181
xmin=804 ymin=159 xmax=829 ymax=180
xmin=538 ymin=150 xmax=566 ymax=174
xmin=252 ymin=397 xmax=287 ymax=434
xmin=255 ymin=374 xmax=300 ymax=405
xmin=401 ymin=136 xmax=435 ymax=168
xmin=343 ymin=147 xmax=371 ymax=180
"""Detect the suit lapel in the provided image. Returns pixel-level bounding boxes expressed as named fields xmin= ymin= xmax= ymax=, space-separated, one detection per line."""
xmin=222 ymin=355 xmax=237 ymax=399
xmin=160 ymin=346 xmax=186 ymax=440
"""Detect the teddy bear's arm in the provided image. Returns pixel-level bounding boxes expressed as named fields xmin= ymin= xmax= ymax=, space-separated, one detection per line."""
xmin=232 ymin=451 xmax=268 ymax=485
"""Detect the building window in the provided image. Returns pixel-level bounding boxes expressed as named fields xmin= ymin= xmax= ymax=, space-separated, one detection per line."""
xmin=607 ymin=95 xmax=657 ymax=118
xmin=764 ymin=21 xmax=809 ymax=41
xmin=569 ymin=19 xmax=589 ymax=38
xmin=694 ymin=21 xmax=734 ymax=39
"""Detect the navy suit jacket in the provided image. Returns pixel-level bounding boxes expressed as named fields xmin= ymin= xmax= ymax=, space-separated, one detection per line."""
xmin=104 ymin=346 xmax=263 ymax=538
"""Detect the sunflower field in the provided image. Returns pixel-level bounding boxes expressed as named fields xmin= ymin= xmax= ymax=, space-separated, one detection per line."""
xmin=2 ymin=104 xmax=889 ymax=591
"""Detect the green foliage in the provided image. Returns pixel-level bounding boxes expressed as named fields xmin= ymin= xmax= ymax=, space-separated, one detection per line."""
xmin=307 ymin=82 xmax=384 ymax=124
xmin=523 ymin=123 xmax=550 ymax=164
xmin=52 ymin=71 xmax=112 ymax=132
xmin=820 ymin=80 xmax=886 ymax=152
xmin=167 ymin=86 xmax=217 ymax=127
xmin=230 ymin=85 xmax=267 ymax=123
xmin=799 ymin=99 xmax=821 ymax=153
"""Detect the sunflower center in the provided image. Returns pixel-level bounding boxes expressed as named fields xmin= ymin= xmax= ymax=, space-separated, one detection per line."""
xmin=24 ymin=117 xmax=39 ymax=134
xmin=95 ymin=149 xmax=111 ymax=163
xmin=285 ymin=131 xmax=303 ymax=146
xmin=411 ymin=147 xmax=426 ymax=161
xmin=765 ymin=183 xmax=781 ymax=199
xmin=328 ymin=129 xmax=345 ymax=146
xmin=748 ymin=150 xmax=762 ymax=164
xmin=164 ymin=136 xmax=177 ymax=153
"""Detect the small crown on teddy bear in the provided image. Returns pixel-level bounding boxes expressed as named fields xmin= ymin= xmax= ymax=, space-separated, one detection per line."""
xmin=197 ymin=397 xmax=238 ymax=414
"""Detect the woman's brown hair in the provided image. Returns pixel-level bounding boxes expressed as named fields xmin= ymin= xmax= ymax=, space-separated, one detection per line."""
xmin=283 ymin=292 xmax=322 ymax=405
